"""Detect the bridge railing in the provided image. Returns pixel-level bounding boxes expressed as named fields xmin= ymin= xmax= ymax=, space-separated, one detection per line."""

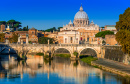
xmin=1 ymin=43 xmax=102 ymax=47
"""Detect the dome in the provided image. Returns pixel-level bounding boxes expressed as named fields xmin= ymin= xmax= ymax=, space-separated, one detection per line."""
xmin=68 ymin=20 xmax=73 ymax=24
xmin=74 ymin=5 xmax=88 ymax=19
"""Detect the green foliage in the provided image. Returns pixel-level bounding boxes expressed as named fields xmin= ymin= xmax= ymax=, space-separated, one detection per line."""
xmin=115 ymin=7 xmax=130 ymax=54
xmin=102 ymin=40 xmax=106 ymax=44
xmin=7 ymin=20 xmax=16 ymax=24
xmin=45 ymin=27 xmax=56 ymax=32
xmin=0 ymin=21 xmax=6 ymax=25
xmin=0 ymin=33 xmax=5 ymax=42
xmin=116 ymin=30 xmax=130 ymax=54
xmin=38 ymin=36 xmax=54 ymax=44
xmin=55 ymin=54 xmax=71 ymax=58
xmin=14 ymin=22 xmax=21 ymax=28
xmin=95 ymin=31 xmax=114 ymax=38
xmin=80 ymin=56 xmax=98 ymax=65
xmin=7 ymin=20 xmax=21 ymax=30
xmin=18 ymin=25 xmax=28 ymax=31
xmin=29 ymin=41 xmax=32 ymax=44
xmin=115 ymin=7 xmax=130 ymax=31
xmin=36 ymin=53 xmax=44 ymax=56
xmin=58 ymin=27 xmax=63 ymax=31
xmin=73 ymin=51 xmax=78 ymax=57
xmin=23 ymin=27 xmax=28 ymax=31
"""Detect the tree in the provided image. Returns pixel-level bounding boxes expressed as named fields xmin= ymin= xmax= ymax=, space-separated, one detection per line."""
xmin=58 ymin=27 xmax=63 ymax=31
xmin=0 ymin=21 xmax=6 ymax=25
xmin=95 ymin=31 xmax=114 ymax=38
xmin=38 ymin=36 xmax=54 ymax=44
xmin=7 ymin=20 xmax=22 ymax=30
xmin=115 ymin=7 xmax=130 ymax=54
xmin=115 ymin=7 xmax=130 ymax=31
xmin=27 ymin=25 xmax=28 ymax=30
xmin=45 ymin=27 xmax=56 ymax=32
xmin=14 ymin=21 xmax=21 ymax=29
xmin=116 ymin=30 xmax=130 ymax=54
xmin=7 ymin=20 xmax=16 ymax=27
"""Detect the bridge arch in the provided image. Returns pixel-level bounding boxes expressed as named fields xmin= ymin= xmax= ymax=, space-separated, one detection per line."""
xmin=25 ymin=48 xmax=44 ymax=56
xmin=54 ymin=48 xmax=72 ymax=54
xmin=79 ymin=47 xmax=99 ymax=57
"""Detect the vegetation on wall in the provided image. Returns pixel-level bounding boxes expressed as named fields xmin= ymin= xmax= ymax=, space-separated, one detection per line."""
xmin=38 ymin=36 xmax=54 ymax=44
xmin=9 ymin=33 xmax=18 ymax=43
xmin=115 ymin=7 xmax=130 ymax=54
xmin=95 ymin=31 xmax=114 ymax=38
xmin=73 ymin=51 xmax=78 ymax=57
xmin=0 ymin=33 xmax=5 ymax=42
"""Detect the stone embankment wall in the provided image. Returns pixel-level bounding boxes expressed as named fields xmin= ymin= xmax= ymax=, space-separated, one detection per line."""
xmin=104 ymin=46 xmax=129 ymax=64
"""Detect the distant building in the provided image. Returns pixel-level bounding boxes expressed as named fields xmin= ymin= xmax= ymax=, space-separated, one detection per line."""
xmin=104 ymin=25 xmax=117 ymax=34
xmin=15 ymin=31 xmax=28 ymax=42
xmin=0 ymin=24 xmax=5 ymax=32
xmin=105 ymin=35 xmax=118 ymax=45
xmin=28 ymin=27 xmax=38 ymax=43
xmin=5 ymin=27 xmax=39 ymax=43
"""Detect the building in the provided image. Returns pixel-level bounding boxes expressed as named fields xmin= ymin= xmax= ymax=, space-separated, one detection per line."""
xmin=0 ymin=24 xmax=5 ymax=32
xmin=58 ymin=5 xmax=99 ymax=44
xmin=15 ymin=31 xmax=28 ymax=43
xmin=105 ymin=35 xmax=118 ymax=45
xmin=5 ymin=27 xmax=39 ymax=43
xmin=104 ymin=25 xmax=117 ymax=34
xmin=28 ymin=27 xmax=38 ymax=43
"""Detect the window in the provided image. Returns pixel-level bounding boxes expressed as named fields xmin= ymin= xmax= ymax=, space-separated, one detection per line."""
xmin=81 ymin=37 xmax=82 ymax=41
xmin=81 ymin=33 xmax=82 ymax=35
xmin=76 ymin=38 xmax=78 ymax=43
xmin=65 ymin=38 xmax=67 ymax=43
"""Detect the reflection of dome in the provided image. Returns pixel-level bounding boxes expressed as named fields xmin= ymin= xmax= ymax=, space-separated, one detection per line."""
xmin=74 ymin=5 xmax=88 ymax=19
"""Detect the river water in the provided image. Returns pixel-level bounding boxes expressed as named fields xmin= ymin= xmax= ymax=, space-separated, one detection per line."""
xmin=0 ymin=54 xmax=130 ymax=84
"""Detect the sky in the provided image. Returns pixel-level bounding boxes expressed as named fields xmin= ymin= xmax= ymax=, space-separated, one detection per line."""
xmin=0 ymin=0 xmax=130 ymax=30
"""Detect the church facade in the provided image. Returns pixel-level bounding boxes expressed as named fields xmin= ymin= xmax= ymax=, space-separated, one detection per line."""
xmin=57 ymin=5 xmax=99 ymax=44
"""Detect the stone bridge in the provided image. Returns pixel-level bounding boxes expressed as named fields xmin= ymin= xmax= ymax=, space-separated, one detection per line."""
xmin=0 ymin=43 xmax=105 ymax=58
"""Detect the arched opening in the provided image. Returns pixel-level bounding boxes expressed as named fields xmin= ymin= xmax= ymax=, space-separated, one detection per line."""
xmin=26 ymin=48 xmax=44 ymax=56
xmin=54 ymin=48 xmax=71 ymax=57
xmin=80 ymin=48 xmax=97 ymax=58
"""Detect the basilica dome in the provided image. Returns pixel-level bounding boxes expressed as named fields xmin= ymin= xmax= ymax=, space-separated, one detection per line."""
xmin=74 ymin=5 xmax=88 ymax=19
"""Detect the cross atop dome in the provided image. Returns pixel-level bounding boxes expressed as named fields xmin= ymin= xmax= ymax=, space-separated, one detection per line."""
xmin=80 ymin=4 xmax=83 ymax=11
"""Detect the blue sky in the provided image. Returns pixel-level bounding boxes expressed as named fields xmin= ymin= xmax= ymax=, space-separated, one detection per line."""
xmin=0 ymin=0 xmax=130 ymax=30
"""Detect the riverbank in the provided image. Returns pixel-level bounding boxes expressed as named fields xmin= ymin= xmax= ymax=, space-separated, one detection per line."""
xmin=91 ymin=58 xmax=130 ymax=77
xmin=54 ymin=54 xmax=71 ymax=58
xmin=80 ymin=56 xmax=98 ymax=65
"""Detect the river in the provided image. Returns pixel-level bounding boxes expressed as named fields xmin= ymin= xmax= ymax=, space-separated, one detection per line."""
xmin=0 ymin=54 xmax=129 ymax=84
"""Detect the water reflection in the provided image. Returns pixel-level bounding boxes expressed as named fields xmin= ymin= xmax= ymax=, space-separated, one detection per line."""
xmin=0 ymin=54 xmax=130 ymax=84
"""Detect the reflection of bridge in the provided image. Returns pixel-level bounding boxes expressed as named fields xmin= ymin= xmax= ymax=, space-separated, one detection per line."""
xmin=0 ymin=43 xmax=105 ymax=58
